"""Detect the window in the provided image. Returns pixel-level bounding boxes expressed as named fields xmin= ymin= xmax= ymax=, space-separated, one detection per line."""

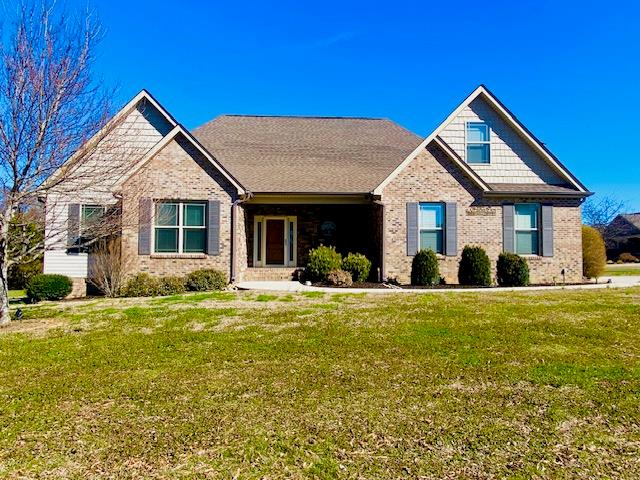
xmin=466 ymin=122 xmax=490 ymax=164
xmin=154 ymin=202 xmax=206 ymax=254
xmin=419 ymin=203 xmax=444 ymax=254
xmin=81 ymin=205 xmax=105 ymax=232
xmin=514 ymin=203 xmax=540 ymax=255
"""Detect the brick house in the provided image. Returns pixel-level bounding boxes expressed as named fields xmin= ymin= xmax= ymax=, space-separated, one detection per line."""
xmin=43 ymin=85 xmax=591 ymax=294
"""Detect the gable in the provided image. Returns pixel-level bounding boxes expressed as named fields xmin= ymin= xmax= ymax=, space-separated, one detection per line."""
xmin=438 ymin=96 xmax=565 ymax=185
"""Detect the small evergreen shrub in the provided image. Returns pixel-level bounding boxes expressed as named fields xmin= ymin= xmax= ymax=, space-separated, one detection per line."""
xmin=458 ymin=245 xmax=491 ymax=286
xmin=618 ymin=252 xmax=639 ymax=263
xmin=121 ymin=273 xmax=161 ymax=297
xmin=342 ymin=253 xmax=372 ymax=282
xmin=496 ymin=252 xmax=529 ymax=287
xmin=185 ymin=269 xmax=227 ymax=291
xmin=158 ymin=276 xmax=186 ymax=295
xmin=582 ymin=226 xmax=606 ymax=279
xmin=410 ymin=249 xmax=440 ymax=286
xmin=25 ymin=274 xmax=73 ymax=302
xmin=306 ymin=245 xmax=342 ymax=281
xmin=326 ymin=269 xmax=353 ymax=287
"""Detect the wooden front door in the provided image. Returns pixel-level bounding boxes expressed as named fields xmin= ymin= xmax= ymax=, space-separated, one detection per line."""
xmin=265 ymin=219 xmax=285 ymax=265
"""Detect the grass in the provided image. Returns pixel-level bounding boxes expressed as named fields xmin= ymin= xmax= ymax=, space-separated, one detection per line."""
xmin=1 ymin=288 xmax=639 ymax=478
xmin=605 ymin=263 xmax=640 ymax=276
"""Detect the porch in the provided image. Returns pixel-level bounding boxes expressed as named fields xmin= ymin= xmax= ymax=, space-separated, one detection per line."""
xmin=240 ymin=197 xmax=383 ymax=282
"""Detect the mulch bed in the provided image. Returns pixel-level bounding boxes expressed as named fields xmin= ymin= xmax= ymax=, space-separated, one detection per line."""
xmin=310 ymin=281 xmax=593 ymax=290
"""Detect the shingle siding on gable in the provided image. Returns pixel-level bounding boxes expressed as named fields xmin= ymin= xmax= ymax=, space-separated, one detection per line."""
xmin=439 ymin=97 xmax=565 ymax=185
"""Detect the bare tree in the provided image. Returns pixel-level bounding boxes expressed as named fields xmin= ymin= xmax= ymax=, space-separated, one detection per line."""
xmin=0 ymin=1 xmax=112 ymax=324
xmin=582 ymin=195 xmax=628 ymax=248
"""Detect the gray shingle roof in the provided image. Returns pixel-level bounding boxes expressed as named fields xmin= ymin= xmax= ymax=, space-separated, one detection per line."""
xmin=486 ymin=183 xmax=583 ymax=195
xmin=191 ymin=115 xmax=422 ymax=193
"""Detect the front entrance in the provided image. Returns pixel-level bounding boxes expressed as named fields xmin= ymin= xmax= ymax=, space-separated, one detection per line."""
xmin=254 ymin=216 xmax=297 ymax=267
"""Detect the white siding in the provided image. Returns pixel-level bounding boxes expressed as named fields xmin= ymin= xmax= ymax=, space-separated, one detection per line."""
xmin=43 ymin=100 xmax=172 ymax=277
xmin=43 ymin=250 xmax=88 ymax=277
xmin=439 ymin=97 xmax=564 ymax=184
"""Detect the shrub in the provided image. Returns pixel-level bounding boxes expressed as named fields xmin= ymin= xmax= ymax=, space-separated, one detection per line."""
xmin=184 ymin=269 xmax=227 ymax=291
xmin=25 ymin=274 xmax=73 ymax=302
xmin=306 ymin=245 xmax=342 ymax=282
xmin=582 ymin=226 xmax=606 ymax=279
xmin=342 ymin=253 xmax=372 ymax=282
xmin=458 ymin=245 xmax=491 ymax=286
xmin=618 ymin=252 xmax=639 ymax=263
xmin=158 ymin=276 xmax=186 ymax=295
xmin=496 ymin=252 xmax=529 ymax=287
xmin=410 ymin=249 xmax=440 ymax=286
xmin=326 ymin=269 xmax=353 ymax=287
xmin=120 ymin=273 xmax=161 ymax=297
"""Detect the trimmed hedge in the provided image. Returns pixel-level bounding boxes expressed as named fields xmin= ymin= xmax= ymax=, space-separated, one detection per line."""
xmin=582 ymin=226 xmax=606 ymax=279
xmin=25 ymin=274 xmax=73 ymax=302
xmin=618 ymin=252 xmax=639 ymax=263
xmin=306 ymin=245 xmax=342 ymax=282
xmin=342 ymin=253 xmax=372 ymax=282
xmin=185 ymin=269 xmax=227 ymax=291
xmin=410 ymin=249 xmax=440 ymax=286
xmin=120 ymin=273 xmax=161 ymax=297
xmin=458 ymin=246 xmax=491 ymax=286
xmin=496 ymin=252 xmax=529 ymax=287
xmin=158 ymin=276 xmax=187 ymax=296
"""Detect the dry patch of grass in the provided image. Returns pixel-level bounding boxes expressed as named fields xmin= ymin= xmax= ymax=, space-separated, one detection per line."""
xmin=1 ymin=288 xmax=639 ymax=478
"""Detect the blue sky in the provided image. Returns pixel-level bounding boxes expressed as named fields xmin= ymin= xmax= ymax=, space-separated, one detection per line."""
xmin=79 ymin=0 xmax=639 ymax=210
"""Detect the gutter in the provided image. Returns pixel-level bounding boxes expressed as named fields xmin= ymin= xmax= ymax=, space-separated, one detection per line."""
xmin=230 ymin=192 xmax=253 ymax=283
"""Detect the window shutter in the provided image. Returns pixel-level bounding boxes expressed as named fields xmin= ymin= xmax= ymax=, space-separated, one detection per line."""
xmin=138 ymin=198 xmax=152 ymax=255
xmin=445 ymin=202 xmax=457 ymax=256
xmin=503 ymin=204 xmax=515 ymax=253
xmin=406 ymin=202 xmax=419 ymax=256
xmin=67 ymin=203 xmax=80 ymax=247
xmin=207 ymin=199 xmax=221 ymax=256
xmin=541 ymin=204 xmax=554 ymax=257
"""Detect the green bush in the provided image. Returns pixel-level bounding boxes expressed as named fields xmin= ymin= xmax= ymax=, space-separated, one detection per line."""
xmin=582 ymin=226 xmax=606 ymax=279
xmin=326 ymin=269 xmax=353 ymax=287
xmin=25 ymin=274 xmax=73 ymax=302
xmin=341 ymin=252 xmax=372 ymax=282
xmin=496 ymin=252 xmax=529 ymax=287
xmin=306 ymin=245 xmax=342 ymax=281
xmin=158 ymin=276 xmax=186 ymax=295
xmin=618 ymin=252 xmax=639 ymax=263
xmin=120 ymin=273 xmax=161 ymax=297
xmin=410 ymin=249 xmax=440 ymax=286
xmin=185 ymin=269 xmax=227 ymax=292
xmin=458 ymin=245 xmax=491 ymax=286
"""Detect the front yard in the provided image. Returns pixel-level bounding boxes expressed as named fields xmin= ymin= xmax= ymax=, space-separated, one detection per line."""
xmin=1 ymin=288 xmax=639 ymax=478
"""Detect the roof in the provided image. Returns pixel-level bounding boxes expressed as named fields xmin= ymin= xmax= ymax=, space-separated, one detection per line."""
xmin=192 ymin=115 xmax=423 ymax=193
xmin=484 ymin=183 xmax=588 ymax=196
xmin=610 ymin=213 xmax=640 ymax=236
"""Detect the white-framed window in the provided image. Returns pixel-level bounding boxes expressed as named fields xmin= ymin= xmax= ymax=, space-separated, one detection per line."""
xmin=80 ymin=204 xmax=105 ymax=232
xmin=419 ymin=203 xmax=444 ymax=254
xmin=514 ymin=203 xmax=540 ymax=255
xmin=154 ymin=202 xmax=206 ymax=254
xmin=466 ymin=122 xmax=490 ymax=164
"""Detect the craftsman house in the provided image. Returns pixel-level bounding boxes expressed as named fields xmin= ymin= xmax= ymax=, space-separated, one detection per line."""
xmin=43 ymin=85 xmax=591 ymax=294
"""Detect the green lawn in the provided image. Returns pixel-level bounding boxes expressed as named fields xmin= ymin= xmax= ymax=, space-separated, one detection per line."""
xmin=605 ymin=263 xmax=640 ymax=276
xmin=1 ymin=288 xmax=639 ymax=478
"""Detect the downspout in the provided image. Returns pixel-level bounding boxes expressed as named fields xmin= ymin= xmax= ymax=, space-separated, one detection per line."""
xmin=230 ymin=191 xmax=252 ymax=283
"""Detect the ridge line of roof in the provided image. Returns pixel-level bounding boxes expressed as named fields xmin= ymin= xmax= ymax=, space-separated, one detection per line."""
xmin=216 ymin=114 xmax=389 ymax=120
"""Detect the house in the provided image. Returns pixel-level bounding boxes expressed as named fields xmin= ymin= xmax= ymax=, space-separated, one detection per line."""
xmin=606 ymin=213 xmax=640 ymax=258
xmin=43 ymin=85 xmax=591 ymax=295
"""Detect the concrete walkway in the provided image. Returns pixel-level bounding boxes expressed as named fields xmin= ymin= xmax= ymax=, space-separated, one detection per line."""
xmin=236 ymin=275 xmax=640 ymax=294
